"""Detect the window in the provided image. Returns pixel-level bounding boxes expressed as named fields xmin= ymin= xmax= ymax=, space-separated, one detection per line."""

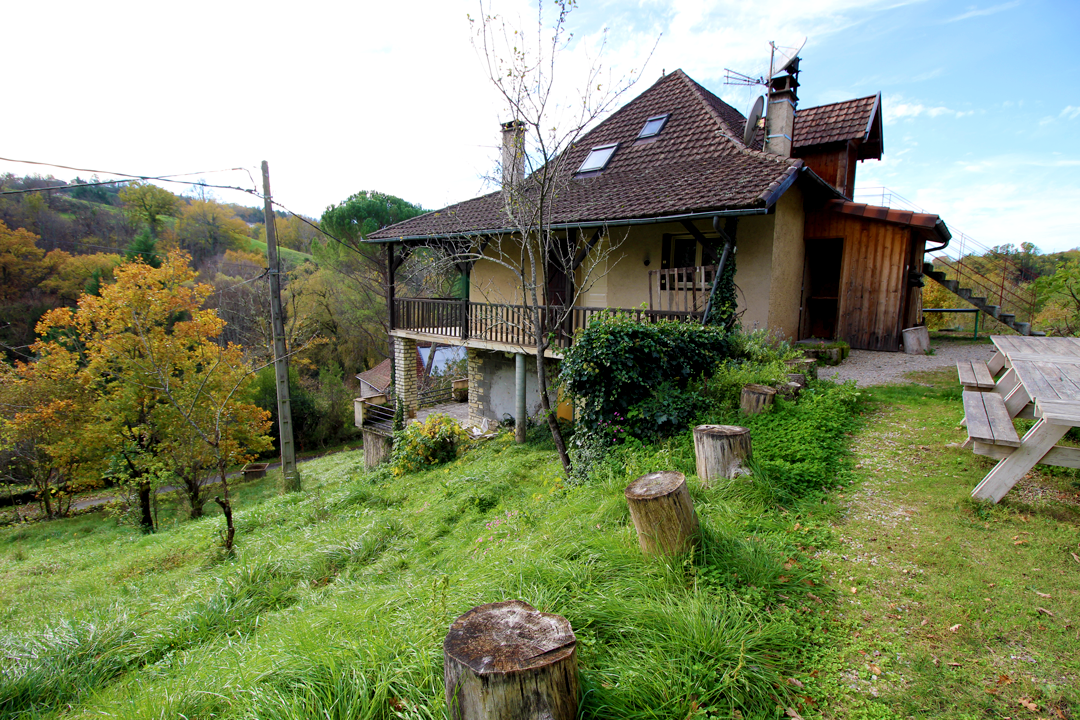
xmin=577 ymin=143 xmax=618 ymax=173
xmin=637 ymin=114 xmax=669 ymax=139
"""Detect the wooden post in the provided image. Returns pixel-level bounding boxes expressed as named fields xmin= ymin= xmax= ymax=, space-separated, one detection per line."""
xmin=443 ymin=600 xmax=579 ymax=720
xmin=693 ymin=425 xmax=752 ymax=483
xmin=624 ymin=471 xmax=699 ymax=555
xmin=740 ymin=383 xmax=777 ymax=415
xmin=262 ymin=161 xmax=300 ymax=492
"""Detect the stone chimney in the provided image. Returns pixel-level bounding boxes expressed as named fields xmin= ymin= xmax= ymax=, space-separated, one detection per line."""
xmin=501 ymin=120 xmax=525 ymax=193
xmin=764 ymin=72 xmax=798 ymax=157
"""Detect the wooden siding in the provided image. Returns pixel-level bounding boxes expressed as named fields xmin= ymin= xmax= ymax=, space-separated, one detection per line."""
xmin=805 ymin=210 xmax=914 ymax=351
xmin=797 ymin=142 xmax=858 ymax=198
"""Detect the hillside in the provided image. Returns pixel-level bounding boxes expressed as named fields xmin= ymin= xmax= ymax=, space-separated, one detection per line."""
xmin=2 ymin=368 xmax=1077 ymax=719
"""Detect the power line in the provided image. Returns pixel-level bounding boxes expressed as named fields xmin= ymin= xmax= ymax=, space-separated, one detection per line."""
xmin=1 ymin=156 xmax=371 ymax=258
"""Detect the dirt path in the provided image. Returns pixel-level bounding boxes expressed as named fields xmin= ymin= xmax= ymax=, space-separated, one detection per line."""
xmin=824 ymin=340 xmax=991 ymax=387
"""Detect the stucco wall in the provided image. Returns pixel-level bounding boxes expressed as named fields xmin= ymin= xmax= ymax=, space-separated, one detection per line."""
xmin=732 ymin=214 xmax=775 ymax=331
xmin=766 ymin=185 xmax=806 ymax=339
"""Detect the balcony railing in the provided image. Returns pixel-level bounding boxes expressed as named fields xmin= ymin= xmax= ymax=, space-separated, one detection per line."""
xmin=392 ymin=298 xmax=703 ymax=349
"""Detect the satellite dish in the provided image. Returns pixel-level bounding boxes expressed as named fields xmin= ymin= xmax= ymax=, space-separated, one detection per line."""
xmin=771 ymin=37 xmax=806 ymax=77
xmin=743 ymin=95 xmax=765 ymax=147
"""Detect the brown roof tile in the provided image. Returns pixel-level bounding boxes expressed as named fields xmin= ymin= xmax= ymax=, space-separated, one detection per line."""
xmin=793 ymin=94 xmax=882 ymax=158
xmin=823 ymin=199 xmax=950 ymax=243
xmin=368 ymin=70 xmax=800 ymax=241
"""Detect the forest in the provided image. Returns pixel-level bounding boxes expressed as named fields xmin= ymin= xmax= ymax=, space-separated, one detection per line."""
xmin=0 ymin=173 xmax=452 ymax=525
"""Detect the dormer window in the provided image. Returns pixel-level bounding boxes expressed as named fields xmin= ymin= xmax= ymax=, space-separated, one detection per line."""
xmin=577 ymin=143 xmax=618 ymax=174
xmin=637 ymin=114 xmax=669 ymax=139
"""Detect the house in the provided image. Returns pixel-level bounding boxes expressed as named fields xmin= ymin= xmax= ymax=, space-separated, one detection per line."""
xmin=366 ymin=64 xmax=951 ymax=427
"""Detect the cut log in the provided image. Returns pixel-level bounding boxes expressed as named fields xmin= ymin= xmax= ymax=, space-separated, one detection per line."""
xmin=740 ymin=383 xmax=777 ymax=415
xmin=363 ymin=429 xmax=392 ymax=469
xmin=624 ymin=471 xmax=699 ymax=555
xmin=902 ymin=326 xmax=930 ymax=355
xmin=693 ymin=425 xmax=752 ymax=483
xmin=444 ymin=600 xmax=579 ymax=720
xmin=786 ymin=358 xmax=817 ymax=379
xmin=787 ymin=373 xmax=808 ymax=390
xmin=778 ymin=381 xmax=802 ymax=400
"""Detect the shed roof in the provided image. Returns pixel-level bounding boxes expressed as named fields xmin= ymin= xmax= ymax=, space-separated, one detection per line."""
xmin=822 ymin=199 xmax=950 ymax=244
xmin=793 ymin=94 xmax=882 ymax=160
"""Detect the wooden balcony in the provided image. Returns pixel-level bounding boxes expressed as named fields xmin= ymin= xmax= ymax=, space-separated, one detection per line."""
xmin=390 ymin=298 xmax=703 ymax=352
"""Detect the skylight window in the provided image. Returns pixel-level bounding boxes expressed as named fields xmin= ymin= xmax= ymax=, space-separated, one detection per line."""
xmin=577 ymin=143 xmax=618 ymax=173
xmin=637 ymin=114 xmax=669 ymax=139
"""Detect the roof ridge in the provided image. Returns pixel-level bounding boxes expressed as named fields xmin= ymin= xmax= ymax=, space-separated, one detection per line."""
xmin=676 ymin=71 xmax=799 ymax=168
xmin=799 ymin=93 xmax=880 ymax=113
xmin=673 ymin=70 xmax=743 ymax=145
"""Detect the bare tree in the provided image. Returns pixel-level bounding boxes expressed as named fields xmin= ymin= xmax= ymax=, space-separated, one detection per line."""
xmin=462 ymin=0 xmax=653 ymax=472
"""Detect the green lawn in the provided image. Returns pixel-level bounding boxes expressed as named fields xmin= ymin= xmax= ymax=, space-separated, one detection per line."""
xmin=1 ymin=372 xmax=1076 ymax=719
xmin=245 ymin=236 xmax=313 ymax=266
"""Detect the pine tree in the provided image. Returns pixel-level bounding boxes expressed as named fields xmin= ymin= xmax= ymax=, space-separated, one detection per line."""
xmin=125 ymin=229 xmax=162 ymax=268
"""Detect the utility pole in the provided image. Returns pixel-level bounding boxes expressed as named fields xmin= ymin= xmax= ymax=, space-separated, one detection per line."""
xmin=262 ymin=161 xmax=300 ymax=492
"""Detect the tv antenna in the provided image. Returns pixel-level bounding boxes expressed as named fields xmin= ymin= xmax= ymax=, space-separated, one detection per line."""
xmin=724 ymin=38 xmax=807 ymax=87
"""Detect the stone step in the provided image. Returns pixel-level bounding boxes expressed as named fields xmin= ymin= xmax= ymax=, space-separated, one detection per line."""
xmin=970 ymin=296 xmax=987 ymax=307
xmin=1013 ymin=321 xmax=1031 ymax=335
xmin=923 ymin=262 xmax=935 ymax=274
xmin=1031 ymin=330 xmax=1047 ymax=336
xmin=998 ymin=313 xmax=1015 ymax=324
xmin=958 ymin=288 xmax=973 ymax=300
xmin=984 ymin=305 xmax=1000 ymax=318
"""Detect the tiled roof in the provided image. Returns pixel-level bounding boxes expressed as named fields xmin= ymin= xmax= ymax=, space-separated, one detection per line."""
xmin=368 ymin=70 xmax=801 ymax=241
xmin=793 ymin=94 xmax=881 ymax=159
xmin=823 ymin=199 xmax=950 ymax=243
xmin=356 ymin=353 xmax=425 ymax=391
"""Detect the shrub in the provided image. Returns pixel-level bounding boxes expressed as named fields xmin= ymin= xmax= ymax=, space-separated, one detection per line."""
xmin=560 ymin=313 xmax=732 ymax=435
xmin=389 ymin=414 xmax=471 ymax=476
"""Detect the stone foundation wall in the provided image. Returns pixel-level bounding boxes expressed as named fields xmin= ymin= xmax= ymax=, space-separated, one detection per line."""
xmin=467 ymin=348 xmax=558 ymax=427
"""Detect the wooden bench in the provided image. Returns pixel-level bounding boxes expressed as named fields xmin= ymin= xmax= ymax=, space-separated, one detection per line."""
xmin=957 ymin=360 xmax=995 ymax=391
xmin=963 ymin=390 xmax=1020 ymax=447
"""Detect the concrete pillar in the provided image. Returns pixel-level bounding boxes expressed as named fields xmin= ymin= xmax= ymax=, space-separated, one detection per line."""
xmin=394 ymin=337 xmax=419 ymax=417
xmin=515 ymin=353 xmax=527 ymax=443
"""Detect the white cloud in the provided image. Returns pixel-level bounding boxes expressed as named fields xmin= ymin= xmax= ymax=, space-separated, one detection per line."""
xmin=884 ymin=95 xmax=973 ymax=122
xmin=1061 ymin=106 xmax=1080 ymax=120
xmin=945 ymin=1 xmax=1022 ymax=22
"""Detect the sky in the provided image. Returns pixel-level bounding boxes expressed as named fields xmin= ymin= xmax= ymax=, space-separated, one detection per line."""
xmin=3 ymin=0 xmax=1078 ymax=253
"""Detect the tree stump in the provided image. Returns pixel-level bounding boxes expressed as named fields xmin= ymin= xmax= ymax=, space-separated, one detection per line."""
xmin=785 ymin=358 xmax=817 ymax=379
xmin=740 ymin=383 xmax=777 ymax=415
xmin=693 ymin=425 xmax=752 ymax=483
xmin=624 ymin=471 xmax=699 ymax=555
xmin=443 ymin=600 xmax=579 ymax=720
xmin=787 ymin=373 xmax=807 ymax=390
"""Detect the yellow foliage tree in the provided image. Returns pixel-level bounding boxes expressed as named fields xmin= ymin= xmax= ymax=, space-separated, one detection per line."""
xmin=118 ymin=181 xmax=180 ymax=237
xmin=33 ymin=251 xmax=271 ymax=544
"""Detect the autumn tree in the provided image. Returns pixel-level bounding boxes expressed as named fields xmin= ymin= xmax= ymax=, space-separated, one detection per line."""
xmin=0 ymin=220 xmax=47 ymax=302
xmin=118 ymin=181 xmax=180 ymax=238
xmin=34 ymin=252 xmax=271 ymax=543
xmin=172 ymin=199 xmax=249 ymax=265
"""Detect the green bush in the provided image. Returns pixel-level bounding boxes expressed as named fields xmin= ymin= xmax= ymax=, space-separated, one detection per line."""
xmin=560 ymin=314 xmax=732 ymax=435
xmin=389 ymin=414 xmax=472 ymax=476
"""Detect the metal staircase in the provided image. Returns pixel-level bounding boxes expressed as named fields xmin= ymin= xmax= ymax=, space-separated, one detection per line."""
xmin=922 ymin=260 xmax=1044 ymax=336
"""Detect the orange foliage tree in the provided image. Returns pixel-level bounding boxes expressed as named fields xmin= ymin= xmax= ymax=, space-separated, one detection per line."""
xmin=32 ymin=251 xmax=270 ymax=545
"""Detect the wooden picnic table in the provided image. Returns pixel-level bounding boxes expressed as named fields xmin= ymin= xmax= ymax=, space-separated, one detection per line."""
xmin=968 ymin=335 xmax=1080 ymax=502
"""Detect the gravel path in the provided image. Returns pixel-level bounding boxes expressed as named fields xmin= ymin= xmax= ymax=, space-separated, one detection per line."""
xmin=822 ymin=340 xmax=994 ymax=387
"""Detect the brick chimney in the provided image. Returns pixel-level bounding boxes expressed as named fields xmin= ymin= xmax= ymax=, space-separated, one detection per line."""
xmin=501 ymin=120 xmax=525 ymax=193
xmin=764 ymin=72 xmax=798 ymax=157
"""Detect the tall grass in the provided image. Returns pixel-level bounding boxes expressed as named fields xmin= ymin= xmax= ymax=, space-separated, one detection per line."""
xmin=0 ymin=402 xmax=849 ymax=719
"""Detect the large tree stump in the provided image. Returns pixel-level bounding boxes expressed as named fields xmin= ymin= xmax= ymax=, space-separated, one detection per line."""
xmin=624 ymin=471 xmax=699 ymax=555
xmin=693 ymin=425 xmax=752 ymax=483
xmin=740 ymin=383 xmax=777 ymax=415
xmin=443 ymin=600 xmax=579 ymax=720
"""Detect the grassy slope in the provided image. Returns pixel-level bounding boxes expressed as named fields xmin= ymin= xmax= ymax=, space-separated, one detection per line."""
xmin=245 ymin=236 xmax=313 ymax=266
xmin=1 ymin=372 xmax=1076 ymax=719
xmin=816 ymin=369 xmax=1080 ymax=720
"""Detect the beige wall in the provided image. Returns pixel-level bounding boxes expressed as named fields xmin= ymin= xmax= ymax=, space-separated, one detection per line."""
xmin=765 ymin=185 xmax=805 ymax=339
xmin=466 ymin=194 xmax=805 ymax=342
